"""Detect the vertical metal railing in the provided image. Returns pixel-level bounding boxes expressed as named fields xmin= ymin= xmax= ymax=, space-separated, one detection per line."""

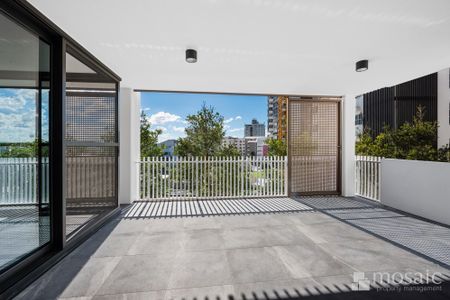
xmin=355 ymin=155 xmax=382 ymax=201
xmin=138 ymin=156 xmax=288 ymax=200
xmin=0 ymin=157 xmax=49 ymax=205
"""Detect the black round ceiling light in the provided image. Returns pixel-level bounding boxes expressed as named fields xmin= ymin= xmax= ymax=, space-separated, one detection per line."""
xmin=356 ymin=59 xmax=368 ymax=72
xmin=186 ymin=49 xmax=197 ymax=63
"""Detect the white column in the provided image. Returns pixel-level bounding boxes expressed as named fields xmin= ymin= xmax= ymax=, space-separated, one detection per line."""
xmin=341 ymin=94 xmax=356 ymax=197
xmin=438 ymin=68 xmax=450 ymax=148
xmin=119 ymin=87 xmax=140 ymax=204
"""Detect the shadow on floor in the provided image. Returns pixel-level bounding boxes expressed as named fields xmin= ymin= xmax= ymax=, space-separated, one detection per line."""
xmin=123 ymin=197 xmax=313 ymax=219
xmin=14 ymin=215 xmax=121 ymax=300
xmin=295 ymin=196 xmax=450 ymax=269
xmin=223 ymin=280 xmax=450 ymax=300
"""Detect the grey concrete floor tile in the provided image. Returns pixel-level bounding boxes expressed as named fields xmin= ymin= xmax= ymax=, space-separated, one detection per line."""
xmin=164 ymin=284 xmax=234 ymax=300
xmin=226 ymin=247 xmax=292 ymax=284
xmin=66 ymin=222 xmax=123 ymax=259
xmin=112 ymin=219 xmax=154 ymax=235
xmin=15 ymin=257 xmax=96 ymax=300
xmin=59 ymin=297 xmax=93 ymax=300
xmin=222 ymin=227 xmax=270 ymax=249
xmin=168 ymin=250 xmax=233 ymax=289
xmin=59 ymin=257 xmax=122 ymax=298
xmin=91 ymin=233 xmax=140 ymax=258
xmin=219 ymin=214 xmax=285 ymax=229
xmin=97 ymin=254 xmax=176 ymax=295
xmin=296 ymin=221 xmax=377 ymax=244
xmin=232 ymin=278 xmax=317 ymax=300
xmin=16 ymin=198 xmax=449 ymax=300
xmin=273 ymin=244 xmax=354 ymax=278
xmin=128 ymin=231 xmax=185 ymax=255
xmin=144 ymin=218 xmax=186 ymax=233
xmin=264 ymin=226 xmax=313 ymax=246
xmin=183 ymin=216 xmax=222 ymax=230
xmin=311 ymin=274 xmax=354 ymax=294
xmin=319 ymin=239 xmax=433 ymax=272
xmin=91 ymin=291 xmax=166 ymax=300
xmin=283 ymin=212 xmax=339 ymax=226
xmin=183 ymin=229 xmax=225 ymax=251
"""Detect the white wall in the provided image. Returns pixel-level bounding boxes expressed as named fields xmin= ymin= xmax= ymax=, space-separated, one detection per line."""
xmin=119 ymin=88 xmax=140 ymax=204
xmin=341 ymin=94 xmax=356 ymax=197
xmin=381 ymin=159 xmax=450 ymax=226
xmin=438 ymin=68 xmax=450 ymax=148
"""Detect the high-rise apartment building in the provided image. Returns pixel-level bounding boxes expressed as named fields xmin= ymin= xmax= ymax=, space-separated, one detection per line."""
xmin=267 ymin=96 xmax=278 ymax=138
xmin=267 ymin=96 xmax=288 ymax=140
xmin=244 ymin=119 xmax=265 ymax=137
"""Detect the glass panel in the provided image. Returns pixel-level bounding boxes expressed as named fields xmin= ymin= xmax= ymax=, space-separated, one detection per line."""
xmin=0 ymin=12 xmax=51 ymax=271
xmin=64 ymin=50 xmax=118 ymax=237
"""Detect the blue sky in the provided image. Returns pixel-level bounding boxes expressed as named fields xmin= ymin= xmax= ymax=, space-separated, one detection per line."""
xmin=0 ymin=88 xmax=49 ymax=143
xmin=141 ymin=92 xmax=268 ymax=142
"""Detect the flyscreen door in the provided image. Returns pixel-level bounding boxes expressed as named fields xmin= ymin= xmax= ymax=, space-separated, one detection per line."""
xmin=288 ymin=97 xmax=341 ymax=195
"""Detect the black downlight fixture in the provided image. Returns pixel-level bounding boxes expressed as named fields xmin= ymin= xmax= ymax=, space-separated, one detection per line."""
xmin=186 ymin=49 xmax=197 ymax=63
xmin=356 ymin=59 xmax=368 ymax=72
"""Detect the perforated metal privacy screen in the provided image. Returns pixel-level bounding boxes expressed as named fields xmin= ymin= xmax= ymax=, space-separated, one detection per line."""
xmin=288 ymin=98 xmax=340 ymax=194
xmin=65 ymin=92 xmax=117 ymax=143
xmin=65 ymin=89 xmax=118 ymax=236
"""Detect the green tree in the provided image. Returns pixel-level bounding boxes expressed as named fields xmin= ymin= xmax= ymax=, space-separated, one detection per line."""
xmin=217 ymin=144 xmax=241 ymax=157
xmin=175 ymin=104 xmax=225 ymax=157
xmin=267 ymin=138 xmax=287 ymax=156
xmin=0 ymin=140 xmax=48 ymax=158
xmin=356 ymin=106 xmax=449 ymax=161
xmin=140 ymin=111 xmax=164 ymax=157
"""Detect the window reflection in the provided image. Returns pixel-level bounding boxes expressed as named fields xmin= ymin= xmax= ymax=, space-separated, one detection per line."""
xmin=0 ymin=12 xmax=50 ymax=271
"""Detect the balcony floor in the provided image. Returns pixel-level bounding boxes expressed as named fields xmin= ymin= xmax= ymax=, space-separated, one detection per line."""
xmin=16 ymin=197 xmax=450 ymax=300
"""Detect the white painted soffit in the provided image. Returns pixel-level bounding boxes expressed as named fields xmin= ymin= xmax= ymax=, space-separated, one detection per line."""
xmin=29 ymin=0 xmax=450 ymax=96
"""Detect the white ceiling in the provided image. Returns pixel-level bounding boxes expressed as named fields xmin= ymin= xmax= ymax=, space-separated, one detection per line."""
xmin=29 ymin=0 xmax=450 ymax=96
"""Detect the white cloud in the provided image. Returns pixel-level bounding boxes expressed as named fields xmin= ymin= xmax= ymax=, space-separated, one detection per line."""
xmin=224 ymin=117 xmax=234 ymax=123
xmin=148 ymin=111 xmax=181 ymax=125
xmin=228 ymin=128 xmax=243 ymax=133
xmin=235 ymin=116 xmax=242 ymax=120
xmin=0 ymin=89 xmax=36 ymax=114
xmin=172 ymin=126 xmax=185 ymax=133
xmin=158 ymin=130 xmax=185 ymax=143
xmin=156 ymin=126 xmax=167 ymax=131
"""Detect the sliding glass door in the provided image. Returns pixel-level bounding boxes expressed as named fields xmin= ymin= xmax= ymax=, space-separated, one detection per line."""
xmin=64 ymin=48 xmax=119 ymax=237
xmin=0 ymin=2 xmax=120 ymax=296
xmin=0 ymin=11 xmax=51 ymax=271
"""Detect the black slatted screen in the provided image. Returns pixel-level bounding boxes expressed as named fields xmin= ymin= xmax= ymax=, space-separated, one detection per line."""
xmin=362 ymin=73 xmax=437 ymax=137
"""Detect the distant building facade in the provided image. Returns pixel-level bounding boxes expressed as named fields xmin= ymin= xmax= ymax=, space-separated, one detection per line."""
xmin=158 ymin=139 xmax=177 ymax=157
xmin=245 ymin=137 xmax=267 ymax=156
xmin=222 ymin=136 xmax=246 ymax=156
xmin=222 ymin=136 xmax=268 ymax=156
xmin=244 ymin=119 xmax=265 ymax=137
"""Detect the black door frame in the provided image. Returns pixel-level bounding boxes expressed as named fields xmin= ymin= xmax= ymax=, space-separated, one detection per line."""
xmin=0 ymin=1 xmax=121 ymax=297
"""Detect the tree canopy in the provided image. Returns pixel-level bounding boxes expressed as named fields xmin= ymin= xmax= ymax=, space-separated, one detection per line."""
xmin=267 ymin=138 xmax=287 ymax=156
xmin=356 ymin=106 xmax=449 ymax=162
xmin=140 ymin=111 xmax=164 ymax=157
xmin=175 ymin=104 xmax=243 ymax=157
